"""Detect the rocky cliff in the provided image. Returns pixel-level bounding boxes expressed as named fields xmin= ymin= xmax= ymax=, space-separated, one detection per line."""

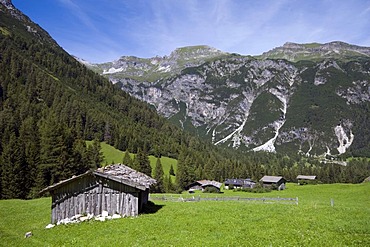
xmin=91 ymin=43 xmax=370 ymax=157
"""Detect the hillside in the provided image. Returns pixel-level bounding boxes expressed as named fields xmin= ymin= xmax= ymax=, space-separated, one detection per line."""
xmin=93 ymin=43 xmax=370 ymax=157
xmin=0 ymin=0 xmax=208 ymax=198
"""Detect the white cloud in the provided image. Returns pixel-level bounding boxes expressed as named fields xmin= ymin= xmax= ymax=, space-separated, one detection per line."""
xmin=48 ymin=0 xmax=370 ymax=62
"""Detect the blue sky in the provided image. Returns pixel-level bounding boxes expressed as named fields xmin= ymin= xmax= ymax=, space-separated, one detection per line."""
xmin=12 ymin=0 xmax=370 ymax=63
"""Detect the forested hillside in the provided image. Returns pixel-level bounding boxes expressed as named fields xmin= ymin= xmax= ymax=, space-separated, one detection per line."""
xmin=0 ymin=1 xmax=369 ymax=199
xmin=0 ymin=2 xmax=196 ymax=198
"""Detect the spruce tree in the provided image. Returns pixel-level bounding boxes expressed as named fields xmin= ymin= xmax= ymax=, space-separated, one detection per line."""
xmin=123 ymin=150 xmax=133 ymax=167
xmin=87 ymin=139 xmax=104 ymax=169
xmin=1 ymin=134 xmax=28 ymax=199
xmin=135 ymin=148 xmax=152 ymax=176
xmin=153 ymin=157 xmax=164 ymax=193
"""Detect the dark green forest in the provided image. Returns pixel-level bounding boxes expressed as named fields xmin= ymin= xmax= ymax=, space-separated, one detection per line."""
xmin=0 ymin=4 xmax=369 ymax=199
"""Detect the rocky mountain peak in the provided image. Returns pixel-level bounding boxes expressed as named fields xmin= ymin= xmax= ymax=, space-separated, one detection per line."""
xmin=89 ymin=45 xmax=228 ymax=82
xmin=0 ymin=0 xmax=13 ymax=9
xmin=260 ymin=41 xmax=370 ymax=62
xmin=169 ymin=45 xmax=226 ymax=59
xmin=282 ymin=42 xmax=304 ymax=49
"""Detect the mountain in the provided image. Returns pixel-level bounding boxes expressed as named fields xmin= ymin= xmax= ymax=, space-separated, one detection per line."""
xmin=257 ymin=41 xmax=370 ymax=62
xmin=93 ymin=42 xmax=370 ymax=157
xmin=88 ymin=45 xmax=228 ymax=82
xmin=1 ymin=1 xmax=370 ymax=199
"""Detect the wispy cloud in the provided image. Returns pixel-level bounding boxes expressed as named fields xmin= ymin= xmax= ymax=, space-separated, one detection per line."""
xmin=16 ymin=0 xmax=370 ymax=62
xmin=57 ymin=0 xmax=98 ymax=32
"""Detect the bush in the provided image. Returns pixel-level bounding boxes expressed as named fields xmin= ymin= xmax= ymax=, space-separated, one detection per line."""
xmin=233 ymin=184 xmax=272 ymax=193
xmin=203 ymin=187 xmax=221 ymax=193
xmin=298 ymin=180 xmax=318 ymax=185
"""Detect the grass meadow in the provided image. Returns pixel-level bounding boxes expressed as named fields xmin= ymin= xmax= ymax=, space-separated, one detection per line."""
xmin=86 ymin=141 xmax=178 ymax=178
xmin=0 ymin=182 xmax=369 ymax=246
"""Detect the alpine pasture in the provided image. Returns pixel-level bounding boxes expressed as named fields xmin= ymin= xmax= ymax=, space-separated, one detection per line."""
xmin=0 ymin=182 xmax=369 ymax=246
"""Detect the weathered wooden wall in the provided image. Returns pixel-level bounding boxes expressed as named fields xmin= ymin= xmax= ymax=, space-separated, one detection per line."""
xmin=50 ymin=174 xmax=142 ymax=223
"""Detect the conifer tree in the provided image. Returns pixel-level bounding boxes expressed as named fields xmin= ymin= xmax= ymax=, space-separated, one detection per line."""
xmin=87 ymin=139 xmax=104 ymax=169
xmin=1 ymin=134 xmax=28 ymax=199
xmin=134 ymin=148 xmax=152 ymax=176
xmin=152 ymin=157 xmax=164 ymax=193
xmin=123 ymin=150 xmax=133 ymax=167
xmin=132 ymin=155 xmax=140 ymax=171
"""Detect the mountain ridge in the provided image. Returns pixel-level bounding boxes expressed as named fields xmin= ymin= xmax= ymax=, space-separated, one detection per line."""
xmin=258 ymin=41 xmax=370 ymax=62
xmin=91 ymin=42 xmax=370 ymax=157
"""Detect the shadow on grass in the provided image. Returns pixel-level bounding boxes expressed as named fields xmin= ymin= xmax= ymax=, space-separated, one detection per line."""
xmin=141 ymin=201 xmax=164 ymax=214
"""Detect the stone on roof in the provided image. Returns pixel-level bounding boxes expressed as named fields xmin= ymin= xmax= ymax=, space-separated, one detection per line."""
xmin=97 ymin=164 xmax=156 ymax=189
xmin=40 ymin=164 xmax=156 ymax=194
xmin=197 ymin=180 xmax=222 ymax=189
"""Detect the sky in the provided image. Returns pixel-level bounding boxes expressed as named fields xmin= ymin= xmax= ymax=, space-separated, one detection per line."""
xmin=12 ymin=0 xmax=370 ymax=63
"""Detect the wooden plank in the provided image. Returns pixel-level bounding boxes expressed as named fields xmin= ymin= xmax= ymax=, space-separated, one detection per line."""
xmin=120 ymin=192 xmax=124 ymax=215
xmin=132 ymin=196 xmax=138 ymax=216
xmin=116 ymin=192 xmax=120 ymax=215
xmin=125 ymin=194 xmax=129 ymax=216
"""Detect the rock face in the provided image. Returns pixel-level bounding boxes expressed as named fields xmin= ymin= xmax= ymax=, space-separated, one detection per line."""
xmin=91 ymin=43 xmax=370 ymax=156
xmin=258 ymin=41 xmax=370 ymax=62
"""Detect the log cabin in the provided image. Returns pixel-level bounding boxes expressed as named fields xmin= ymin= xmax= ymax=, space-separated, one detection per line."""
xmin=40 ymin=164 xmax=156 ymax=224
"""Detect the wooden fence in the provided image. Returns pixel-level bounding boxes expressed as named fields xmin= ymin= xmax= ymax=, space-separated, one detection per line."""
xmin=149 ymin=195 xmax=299 ymax=205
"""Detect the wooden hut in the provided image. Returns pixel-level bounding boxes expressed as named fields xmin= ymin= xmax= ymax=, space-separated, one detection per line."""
xmin=224 ymin=178 xmax=256 ymax=189
xmin=259 ymin=176 xmax=286 ymax=190
xmin=40 ymin=164 xmax=156 ymax=224
xmin=186 ymin=180 xmax=222 ymax=193
xmin=296 ymin=175 xmax=317 ymax=185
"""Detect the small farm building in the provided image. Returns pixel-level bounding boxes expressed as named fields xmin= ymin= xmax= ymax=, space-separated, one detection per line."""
xmin=40 ymin=164 xmax=156 ymax=224
xmin=186 ymin=180 xmax=222 ymax=193
xmin=259 ymin=176 xmax=286 ymax=190
xmin=296 ymin=175 xmax=317 ymax=185
xmin=224 ymin=179 xmax=256 ymax=189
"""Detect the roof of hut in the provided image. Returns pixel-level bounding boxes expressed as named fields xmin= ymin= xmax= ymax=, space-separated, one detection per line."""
xmin=224 ymin=178 xmax=255 ymax=185
xmin=197 ymin=180 xmax=222 ymax=189
xmin=259 ymin=175 xmax=285 ymax=183
xmin=40 ymin=164 xmax=156 ymax=194
xmin=296 ymin=175 xmax=317 ymax=180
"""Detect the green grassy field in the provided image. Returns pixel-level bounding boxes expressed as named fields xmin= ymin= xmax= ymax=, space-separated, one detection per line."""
xmin=86 ymin=141 xmax=177 ymax=177
xmin=0 ymin=183 xmax=369 ymax=246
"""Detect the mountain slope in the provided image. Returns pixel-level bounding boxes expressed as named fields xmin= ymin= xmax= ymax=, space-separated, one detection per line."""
xmin=0 ymin=0 xmax=204 ymax=198
xmin=93 ymin=43 xmax=370 ymax=157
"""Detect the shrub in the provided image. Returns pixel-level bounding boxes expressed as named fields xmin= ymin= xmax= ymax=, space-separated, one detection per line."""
xmin=233 ymin=184 xmax=272 ymax=193
xmin=203 ymin=187 xmax=221 ymax=193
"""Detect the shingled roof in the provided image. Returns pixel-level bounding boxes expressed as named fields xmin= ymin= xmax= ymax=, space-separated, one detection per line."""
xmin=296 ymin=175 xmax=317 ymax=180
xmin=40 ymin=164 xmax=156 ymax=194
xmin=197 ymin=180 xmax=222 ymax=189
xmin=259 ymin=175 xmax=285 ymax=183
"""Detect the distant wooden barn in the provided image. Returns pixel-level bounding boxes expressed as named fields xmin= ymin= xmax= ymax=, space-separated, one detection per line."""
xmin=296 ymin=175 xmax=317 ymax=185
xmin=186 ymin=180 xmax=222 ymax=193
xmin=224 ymin=178 xmax=256 ymax=189
xmin=40 ymin=164 xmax=156 ymax=224
xmin=259 ymin=176 xmax=286 ymax=190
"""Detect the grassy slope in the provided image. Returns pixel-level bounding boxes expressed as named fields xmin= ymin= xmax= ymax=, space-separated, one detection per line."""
xmin=86 ymin=141 xmax=178 ymax=177
xmin=0 ymin=183 xmax=369 ymax=246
